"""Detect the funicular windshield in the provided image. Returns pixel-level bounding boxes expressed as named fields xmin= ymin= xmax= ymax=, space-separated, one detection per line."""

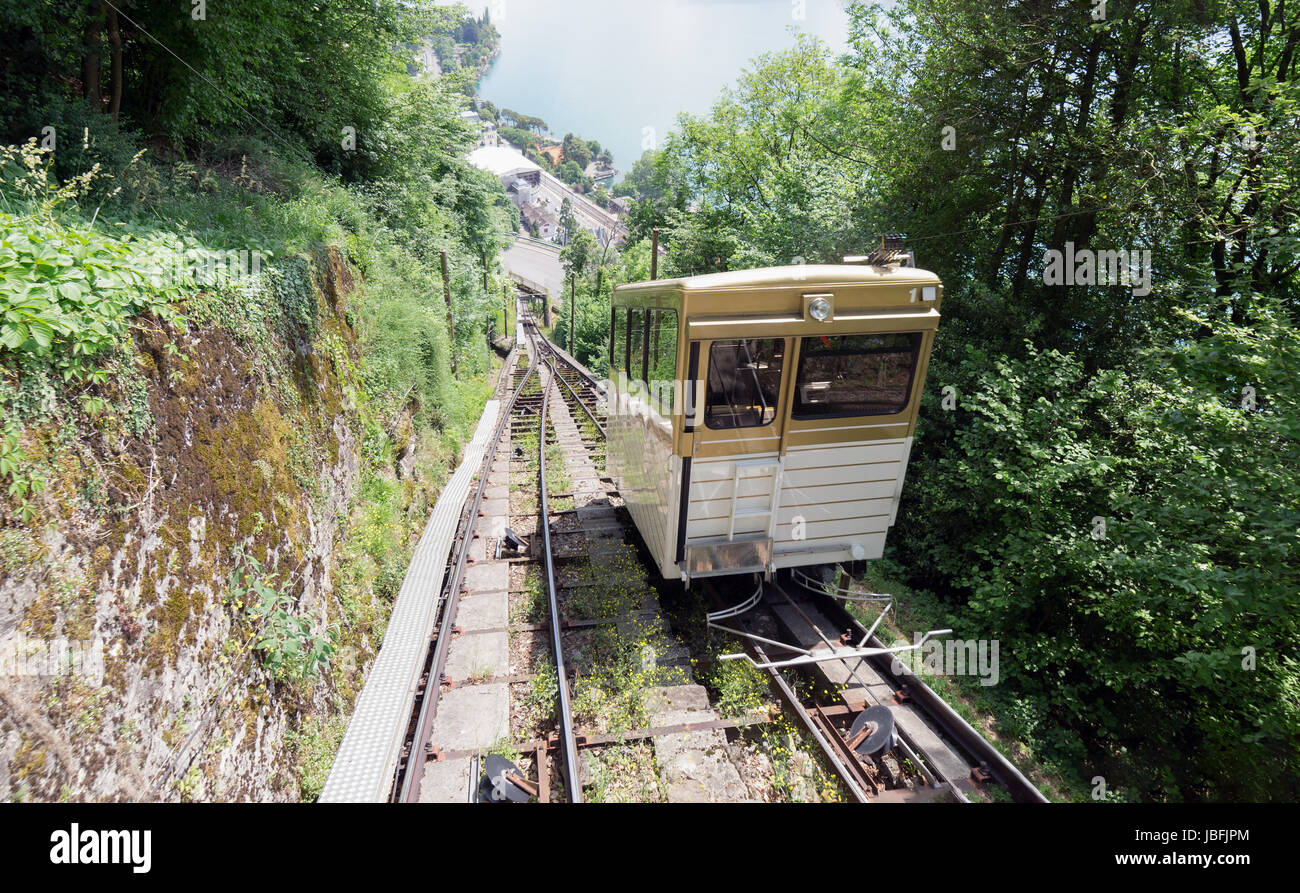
xmin=704 ymin=338 xmax=785 ymax=429
xmin=793 ymin=333 xmax=921 ymax=417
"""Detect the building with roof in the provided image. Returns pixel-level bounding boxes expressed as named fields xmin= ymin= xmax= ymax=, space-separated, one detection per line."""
xmin=520 ymin=202 xmax=559 ymax=241
xmin=506 ymin=176 xmax=538 ymax=205
xmin=467 ymin=145 xmax=542 ymax=187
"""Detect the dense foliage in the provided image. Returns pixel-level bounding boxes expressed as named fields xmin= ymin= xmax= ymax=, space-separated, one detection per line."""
xmin=608 ymin=0 xmax=1300 ymax=800
xmin=0 ymin=0 xmax=514 ymax=448
xmin=552 ymin=233 xmax=652 ymax=378
xmin=429 ymin=7 xmax=500 ymax=76
xmin=0 ymin=0 xmax=516 ymax=799
xmin=0 ymin=144 xmax=183 ymax=382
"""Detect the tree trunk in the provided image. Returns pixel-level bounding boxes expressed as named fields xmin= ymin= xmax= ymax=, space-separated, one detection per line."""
xmin=107 ymin=5 xmax=122 ymax=119
xmin=1047 ymin=34 xmax=1103 ymax=256
xmin=440 ymin=249 xmax=457 ymax=374
xmin=81 ymin=4 xmax=104 ymax=108
xmin=1011 ymin=169 xmax=1047 ymax=303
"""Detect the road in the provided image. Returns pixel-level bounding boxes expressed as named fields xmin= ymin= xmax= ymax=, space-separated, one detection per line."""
xmin=501 ymin=234 xmax=565 ymax=298
xmin=484 ymin=139 xmax=628 ymax=246
xmin=536 ymin=168 xmax=628 ymax=245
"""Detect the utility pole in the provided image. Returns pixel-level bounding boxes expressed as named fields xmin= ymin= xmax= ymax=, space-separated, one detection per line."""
xmin=503 ymin=281 xmax=511 ymax=339
xmin=569 ymin=274 xmax=576 ymax=352
xmin=440 ymin=249 xmax=457 ymax=374
xmin=595 ymin=266 xmax=606 ymax=373
xmin=543 ymin=289 xmax=551 ymax=328
xmin=650 ymin=227 xmax=659 ymax=280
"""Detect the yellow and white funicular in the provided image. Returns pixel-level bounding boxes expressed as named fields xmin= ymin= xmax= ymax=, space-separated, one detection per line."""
xmin=608 ymin=263 xmax=942 ymax=582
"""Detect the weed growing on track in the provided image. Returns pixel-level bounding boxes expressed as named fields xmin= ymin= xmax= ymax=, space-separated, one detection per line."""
xmin=585 ymin=742 xmax=665 ymax=802
xmin=523 ymin=655 xmax=558 ymax=733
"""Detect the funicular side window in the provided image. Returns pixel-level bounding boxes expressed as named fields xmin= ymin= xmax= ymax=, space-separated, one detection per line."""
xmin=792 ymin=333 xmax=921 ymax=418
xmin=611 ymin=306 xmax=627 ymax=376
xmin=620 ymin=307 xmax=679 ymax=415
xmin=649 ymin=309 xmax=678 ymax=413
xmin=626 ymin=309 xmax=645 ymax=386
xmin=704 ymin=339 xmax=785 ymax=429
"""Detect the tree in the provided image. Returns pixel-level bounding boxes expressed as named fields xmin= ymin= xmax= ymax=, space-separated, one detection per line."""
xmin=558 ymin=197 xmax=575 ymax=245
xmin=0 ymin=0 xmax=462 ymax=174
xmin=499 ymin=125 xmax=539 ymax=149
xmin=500 ymin=108 xmax=547 ymax=133
xmin=843 ymin=0 xmax=1300 ymax=800
xmin=616 ymin=150 xmax=666 ymax=201
xmin=558 ymin=160 xmax=590 ymax=192
xmin=562 ymin=133 xmax=592 ymax=170
xmin=455 ymin=18 xmax=479 ymax=44
xmin=610 ymin=1 xmax=1300 ymax=801
xmin=560 ymin=228 xmax=597 ymax=279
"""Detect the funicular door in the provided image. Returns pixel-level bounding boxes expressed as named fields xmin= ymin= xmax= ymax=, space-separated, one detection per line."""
xmin=680 ymin=336 xmax=791 ymax=576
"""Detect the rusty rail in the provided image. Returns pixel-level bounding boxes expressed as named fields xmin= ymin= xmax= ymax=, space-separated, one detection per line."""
xmin=394 ymin=335 xmax=535 ymax=801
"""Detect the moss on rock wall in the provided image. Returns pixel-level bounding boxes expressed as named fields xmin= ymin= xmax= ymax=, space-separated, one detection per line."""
xmin=0 ymin=244 xmax=492 ymax=802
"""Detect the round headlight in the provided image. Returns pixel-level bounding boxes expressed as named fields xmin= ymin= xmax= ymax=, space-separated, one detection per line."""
xmin=809 ymin=296 xmax=831 ymax=321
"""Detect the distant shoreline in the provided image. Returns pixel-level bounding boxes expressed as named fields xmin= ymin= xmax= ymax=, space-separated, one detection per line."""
xmin=473 ymin=26 xmax=624 ymax=185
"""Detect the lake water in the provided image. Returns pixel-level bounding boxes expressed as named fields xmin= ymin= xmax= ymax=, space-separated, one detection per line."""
xmin=473 ymin=0 xmax=852 ymax=179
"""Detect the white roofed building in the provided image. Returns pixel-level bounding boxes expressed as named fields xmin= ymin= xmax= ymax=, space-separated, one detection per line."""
xmin=468 ymin=146 xmax=542 ymax=187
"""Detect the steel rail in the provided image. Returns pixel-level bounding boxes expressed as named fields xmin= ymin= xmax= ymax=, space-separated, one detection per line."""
xmin=535 ymin=333 xmax=606 ymax=438
xmin=529 ymin=321 xmax=606 ymax=394
xmin=547 ymin=353 xmax=605 ymax=438
xmin=713 ymin=578 xmax=983 ymax=801
xmin=731 ymin=603 xmax=871 ymax=802
xmin=810 ymin=582 xmax=1050 ymax=804
xmin=767 ymin=582 xmax=947 ymax=794
xmin=395 ymin=338 xmax=535 ymax=802
xmin=530 ymin=320 xmax=584 ymax=802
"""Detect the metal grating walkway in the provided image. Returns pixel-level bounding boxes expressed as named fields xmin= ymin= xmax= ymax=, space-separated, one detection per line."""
xmin=318 ymin=398 xmax=502 ymax=802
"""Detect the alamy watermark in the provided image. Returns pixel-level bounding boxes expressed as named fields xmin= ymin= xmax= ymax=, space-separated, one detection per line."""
xmin=0 ymin=633 xmax=105 ymax=685
xmin=603 ymin=377 xmax=699 ymax=419
xmin=49 ymin=824 xmax=151 ymax=874
xmin=890 ymin=634 xmax=1000 ymax=686
xmin=1042 ymin=242 xmax=1152 ymax=297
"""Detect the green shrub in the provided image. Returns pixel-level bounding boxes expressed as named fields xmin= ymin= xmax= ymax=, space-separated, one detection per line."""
xmin=228 ymin=549 xmax=337 ymax=684
xmin=0 ymin=143 xmax=185 ymax=382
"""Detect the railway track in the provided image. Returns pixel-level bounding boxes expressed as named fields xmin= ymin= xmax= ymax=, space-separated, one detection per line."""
xmin=391 ymin=316 xmax=591 ymax=801
xmin=391 ymin=319 xmax=536 ymax=801
xmin=535 ymin=323 xmax=583 ymax=801
xmin=390 ymin=311 xmax=1045 ymax=803
xmin=535 ymin=335 xmax=606 ymax=438
xmin=705 ymin=571 xmax=1049 ymax=802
